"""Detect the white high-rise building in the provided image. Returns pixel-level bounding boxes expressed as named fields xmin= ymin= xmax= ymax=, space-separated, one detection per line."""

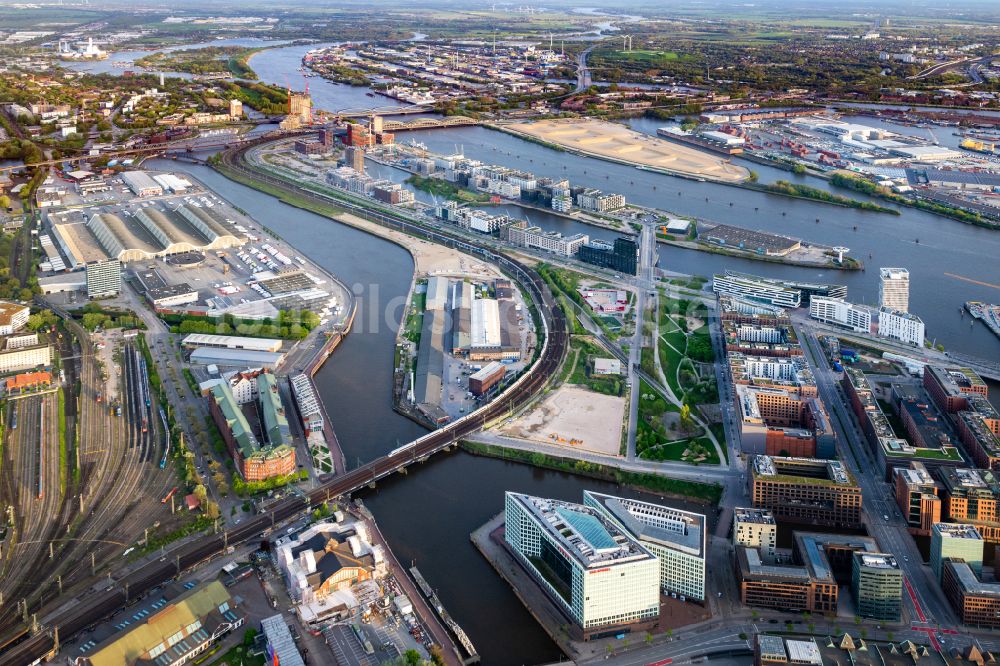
xmin=809 ymin=296 xmax=873 ymax=333
xmin=504 ymin=492 xmax=660 ymax=638
xmin=584 ymin=491 xmax=707 ymax=602
xmin=877 ymin=307 xmax=925 ymax=346
xmin=879 ymin=268 xmax=910 ymax=313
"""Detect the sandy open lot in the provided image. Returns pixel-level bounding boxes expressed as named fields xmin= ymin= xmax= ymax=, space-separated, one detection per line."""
xmin=507 ymin=118 xmax=750 ymax=183
xmin=336 ymin=212 xmax=498 ymax=278
xmin=502 ymin=385 xmax=625 ymax=456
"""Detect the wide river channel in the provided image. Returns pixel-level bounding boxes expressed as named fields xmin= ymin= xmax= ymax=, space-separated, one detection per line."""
xmin=137 ymin=38 xmax=999 ymax=663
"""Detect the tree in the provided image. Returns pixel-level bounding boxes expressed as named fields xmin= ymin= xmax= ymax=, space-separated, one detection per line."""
xmin=204 ymin=501 xmax=220 ymax=520
xmin=403 ymin=649 xmax=421 ymax=666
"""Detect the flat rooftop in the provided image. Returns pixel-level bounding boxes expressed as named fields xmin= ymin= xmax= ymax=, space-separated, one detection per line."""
xmin=734 ymin=508 xmax=776 ymax=525
xmin=933 ymin=523 xmax=983 ymax=540
xmin=752 ymin=455 xmax=855 ymax=486
xmin=507 ymin=492 xmax=655 ymax=570
xmin=584 ymin=491 xmax=705 ymax=558
xmin=856 ymin=552 xmax=900 ymax=570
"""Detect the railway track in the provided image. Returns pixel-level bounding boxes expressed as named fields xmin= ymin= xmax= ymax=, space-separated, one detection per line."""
xmin=0 ymin=141 xmax=568 ymax=665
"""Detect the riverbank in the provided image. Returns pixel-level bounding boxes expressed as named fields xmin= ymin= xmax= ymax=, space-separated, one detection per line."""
xmin=657 ymin=237 xmax=863 ymax=270
xmin=459 ymin=440 xmax=722 ymax=503
xmin=489 ymin=119 xmax=751 ymax=185
xmin=748 ymin=180 xmax=899 ymax=214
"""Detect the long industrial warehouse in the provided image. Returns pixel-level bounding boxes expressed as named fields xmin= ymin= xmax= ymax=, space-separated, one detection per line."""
xmin=74 ymin=203 xmax=244 ymax=262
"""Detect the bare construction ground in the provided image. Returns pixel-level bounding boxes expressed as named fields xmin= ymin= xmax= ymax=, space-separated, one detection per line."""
xmin=502 ymin=385 xmax=625 ymax=456
xmin=504 ymin=118 xmax=750 ymax=183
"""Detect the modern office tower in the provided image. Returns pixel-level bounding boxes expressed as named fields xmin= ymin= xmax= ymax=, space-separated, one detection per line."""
xmin=85 ymin=258 xmax=122 ymax=298
xmin=893 ymin=462 xmax=941 ymax=536
xmin=504 ymin=492 xmax=660 ymax=640
xmin=584 ymin=491 xmax=707 ymax=602
xmin=879 ymin=267 xmax=910 ymax=313
xmin=733 ymin=508 xmax=777 ymax=557
xmin=576 ymin=237 xmax=638 ymax=275
xmin=851 ymin=552 xmax=903 ymax=621
xmin=749 ymin=455 xmax=863 ymax=528
xmin=931 ymin=523 xmax=984 ymax=581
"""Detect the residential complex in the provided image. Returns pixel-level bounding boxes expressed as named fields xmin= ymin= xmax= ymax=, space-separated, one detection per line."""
xmin=504 ymin=492 xmax=660 ymax=640
xmin=713 ymin=270 xmax=846 ymax=309
xmin=0 ymin=301 xmax=29 ymax=336
xmin=584 ymin=491 xmax=707 ymax=602
xmin=842 ymin=367 xmax=963 ymax=475
xmin=84 ymin=258 xmax=122 ymax=298
xmin=809 ymin=296 xmax=872 ymax=333
xmin=749 ymin=455 xmax=862 ymax=528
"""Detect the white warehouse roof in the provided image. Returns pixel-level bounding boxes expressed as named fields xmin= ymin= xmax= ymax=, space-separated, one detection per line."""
xmin=182 ymin=333 xmax=283 ymax=352
xmin=471 ymin=298 xmax=501 ymax=348
xmin=189 ymin=347 xmax=285 ymax=368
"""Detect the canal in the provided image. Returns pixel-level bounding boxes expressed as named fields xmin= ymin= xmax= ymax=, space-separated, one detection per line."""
xmin=150 ymin=159 xmax=716 ymax=665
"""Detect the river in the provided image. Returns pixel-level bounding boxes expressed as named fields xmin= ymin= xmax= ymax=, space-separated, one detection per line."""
xmin=62 ymin=38 xmax=293 ymax=78
xmin=91 ymin=40 xmax=1000 ymax=662
xmin=148 ymin=158 xmax=718 ymax=665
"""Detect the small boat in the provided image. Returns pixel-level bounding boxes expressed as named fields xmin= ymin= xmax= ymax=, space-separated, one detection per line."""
xmin=366 ymin=92 xmax=375 ymax=97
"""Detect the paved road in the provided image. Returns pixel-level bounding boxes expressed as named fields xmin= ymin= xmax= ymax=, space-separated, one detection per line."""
xmin=796 ymin=322 xmax=959 ymax=632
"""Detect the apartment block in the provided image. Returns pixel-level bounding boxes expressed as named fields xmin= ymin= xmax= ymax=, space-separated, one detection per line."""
xmin=879 ymin=267 xmax=909 ymax=312
xmin=749 ymin=455 xmax=862 ymax=528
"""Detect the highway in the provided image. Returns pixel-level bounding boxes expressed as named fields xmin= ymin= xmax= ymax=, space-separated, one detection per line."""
xmin=0 ymin=141 xmax=569 ymax=665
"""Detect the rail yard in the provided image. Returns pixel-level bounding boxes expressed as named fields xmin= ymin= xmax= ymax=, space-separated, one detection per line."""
xmin=0 ymin=136 xmax=568 ymax=665
xmin=0 ymin=311 xmax=181 ymax=646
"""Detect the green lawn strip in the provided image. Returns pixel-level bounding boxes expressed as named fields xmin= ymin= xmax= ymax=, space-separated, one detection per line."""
xmin=460 ymin=440 xmax=722 ymax=503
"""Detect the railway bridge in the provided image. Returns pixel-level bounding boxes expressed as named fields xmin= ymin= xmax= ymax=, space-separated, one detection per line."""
xmin=0 ymin=139 xmax=567 ymax=665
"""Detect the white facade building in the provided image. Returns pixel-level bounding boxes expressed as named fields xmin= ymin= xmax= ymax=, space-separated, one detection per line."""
xmin=504 ymin=492 xmax=660 ymax=636
xmin=576 ymin=189 xmax=625 ymax=213
xmin=733 ymin=508 xmax=777 ymax=557
xmin=0 ymin=344 xmax=51 ymax=373
xmin=712 ymin=273 xmax=802 ymax=308
xmin=506 ymin=225 xmax=588 ymax=256
xmin=584 ymin=491 xmax=706 ymax=602
xmin=879 ymin=267 xmax=910 ymax=313
xmin=878 ymin=307 xmax=925 ymax=346
xmin=809 ymin=296 xmax=874 ymax=333
xmin=0 ymin=301 xmax=30 ymax=336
